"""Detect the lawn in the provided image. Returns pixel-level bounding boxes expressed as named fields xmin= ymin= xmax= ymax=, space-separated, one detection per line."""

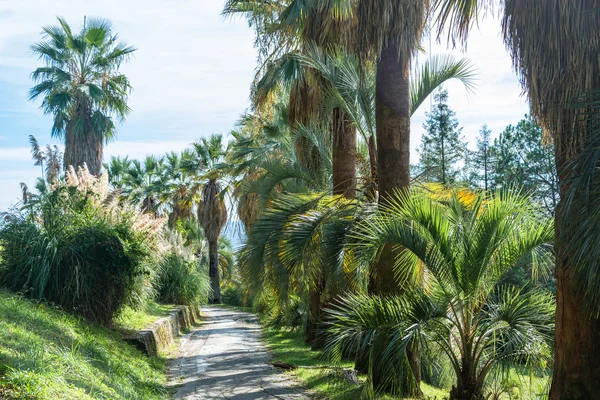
xmin=0 ymin=291 xmax=167 ymax=400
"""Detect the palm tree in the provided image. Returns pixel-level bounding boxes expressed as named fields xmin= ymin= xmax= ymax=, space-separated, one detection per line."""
xmin=29 ymin=17 xmax=135 ymax=175
xmin=162 ymin=151 xmax=196 ymax=228
xmin=325 ymin=190 xmax=555 ymax=398
xmin=355 ymin=1 xmax=428 ymax=303
xmin=502 ymin=3 xmax=600 ymax=395
xmin=434 ymin=0 xmax=600 ymax=395
xmin=123 ymin=156 xmax=166 ymax=215
xmin=226 ymin=0 xmax=359 ymax=198
xmin=104 ymin=156 xmax=132 ymax=190
xmin=185 ymin=135 xmax=229 ymax=304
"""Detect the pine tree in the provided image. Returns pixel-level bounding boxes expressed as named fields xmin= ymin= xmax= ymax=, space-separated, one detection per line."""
xmin=417 ymin=89 xmax=466 ymax=184
xmin=470 ymin=124 xmax=495 ymax=190
xmin=494 ymin=115 xmax=558 ymax=214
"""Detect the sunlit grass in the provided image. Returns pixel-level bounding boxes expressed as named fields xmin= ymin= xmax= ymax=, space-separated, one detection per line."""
xmin=115 ymin=301 xmax=175 ymax=332
xmin=0 ymin=291 xmax=166 ymax=399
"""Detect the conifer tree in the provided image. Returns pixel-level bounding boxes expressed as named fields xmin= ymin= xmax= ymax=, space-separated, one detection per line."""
xmin=469 ymin=124 xmax=495 ymax=190
xmin=417 ymin=89 xmax=466 ymax=184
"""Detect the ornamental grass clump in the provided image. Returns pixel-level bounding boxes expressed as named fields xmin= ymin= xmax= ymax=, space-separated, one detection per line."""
xmin=156 ymin=232 xmax=210 ymax=306
xmin=0 ymin=165 xmax=165 ymax=325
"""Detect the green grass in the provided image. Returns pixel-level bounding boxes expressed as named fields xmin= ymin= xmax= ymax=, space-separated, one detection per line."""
xmin=115 ymin=301 xmax=175 ymax=332
xmin=0 ymin=291 xmax=167 ymax=399
xmin=262 ymin=327 xmax=361 ymax=399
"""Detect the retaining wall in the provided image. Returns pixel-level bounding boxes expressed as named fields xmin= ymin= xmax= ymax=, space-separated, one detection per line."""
xmin=124 ymin=305 xmax=202 ymax=357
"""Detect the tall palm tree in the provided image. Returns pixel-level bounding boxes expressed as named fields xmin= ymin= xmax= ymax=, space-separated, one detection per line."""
xmin=185 ymin=135 xmax=229 ymax=304
xmin=29 ymin=17 xmax=135 ymax=175
xmin=434 ymin=0 xmax=600 ymax=395
xmin=225 ymin=0 xmax=357 ymax=197
xmin=298 ymin=46 xmax=476 ymax=186
xmin=355 ymin=0 xmax=429 ymax=299
xmin=325 ymin=191 xmax=554 ymax=399
xmin=504 ymin=2 xmax=600 ymax=396
xmin=162 ymin=151 xmax=196 ymax=228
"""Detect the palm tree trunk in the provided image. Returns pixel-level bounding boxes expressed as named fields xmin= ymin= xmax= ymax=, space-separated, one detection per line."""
xmin=332 ymin=108 xmax=357 ymax=198
xmin=306 ymin=275 xmax=325 ymax=348
xmin=208 ymin=239 xmax=221 ymax=304
xmin=550 ymin=150 xmax=600 ymax=398
xmin=371 ymin=41 xmax=411 ymax=294
xmin=550 ymin=263 xmax=600 ymax=398
xmin=369 ymin=41 xmax=421 ymax=397
xmin=499 ymin=2 xmax=600 ymax=393
xmin=64 ymin=104 xmax=103 ymax=175
xmin=450 ymin=363 xmax=483 ymax=400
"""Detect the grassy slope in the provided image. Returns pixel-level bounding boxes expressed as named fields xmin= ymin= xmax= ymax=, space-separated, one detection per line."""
xmin=0 ymin=291 xmax=166 ymax=400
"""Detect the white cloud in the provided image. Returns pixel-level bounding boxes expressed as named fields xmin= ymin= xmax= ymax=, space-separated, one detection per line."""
xmin=0 ymin=146 xmax=30 ymax=161
xmin=0 ymin=168 xmax=39 ymax=209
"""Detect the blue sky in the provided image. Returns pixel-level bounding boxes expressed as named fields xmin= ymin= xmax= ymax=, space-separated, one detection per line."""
xmin=0 ymin=1 xmax=529 ymax=209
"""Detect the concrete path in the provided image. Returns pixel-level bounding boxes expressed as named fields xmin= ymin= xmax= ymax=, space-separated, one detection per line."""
xmin=168 ymin=306 xmax=310 ymax=399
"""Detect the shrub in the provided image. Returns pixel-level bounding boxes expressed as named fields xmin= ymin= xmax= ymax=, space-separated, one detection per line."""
xmin=156 ymin=251 xmax=210 ymax=306
xmin=0 ymin=166 xmax=164 ymax=325
xmin=220 ymin=280 xmax=246 ymax=306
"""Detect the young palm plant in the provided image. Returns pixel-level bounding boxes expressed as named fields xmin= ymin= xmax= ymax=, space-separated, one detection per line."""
xmin=29 ymin=17 xmax=135 ymax=175
xmin=324 ymin=190 xmax=555 ymax=399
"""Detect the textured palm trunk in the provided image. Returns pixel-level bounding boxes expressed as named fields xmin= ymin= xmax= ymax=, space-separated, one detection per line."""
xmin=64 ymin=125 xmax=103 ymax=176
xmin=550 ymin=147 xmax=600 ymax=399
xmin=499 ymin=1 xmax=600 ymax=395
xmin=450 ymin=381 xmax=483 ymax=400
xmin=368 ymin=42 xmax=420 ymax=397
xmin=450 ymin=357 xmax=483 ymax=400
xmin=371 ymin=41 xmax=411 ymax=294
xmin=208 ymin=239 xmax=221 ymax=304
xmin=64 ymin=102 xmax=103 ymax=175
xmin=332 ymin=108 xmax=357 ymax=198
xmin=306 ymin=276 xmax=325 ymax=348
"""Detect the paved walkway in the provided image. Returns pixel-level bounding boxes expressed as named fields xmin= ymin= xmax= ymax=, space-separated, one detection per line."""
xmin=168 ymin=306 xmax=310 ymax=399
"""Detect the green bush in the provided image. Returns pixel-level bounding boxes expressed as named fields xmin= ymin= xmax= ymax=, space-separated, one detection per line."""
xmin=220 ymin=280 xmax=246 ymax=306
xmin=0 ymin=173 xmax=162 ymax=326
xmin=157 ymin=251 xmax=210 ymax=306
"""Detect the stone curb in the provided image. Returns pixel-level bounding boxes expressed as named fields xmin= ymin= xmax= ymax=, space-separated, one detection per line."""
xmin=124 ymin=304 xmax=202 ymax=357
